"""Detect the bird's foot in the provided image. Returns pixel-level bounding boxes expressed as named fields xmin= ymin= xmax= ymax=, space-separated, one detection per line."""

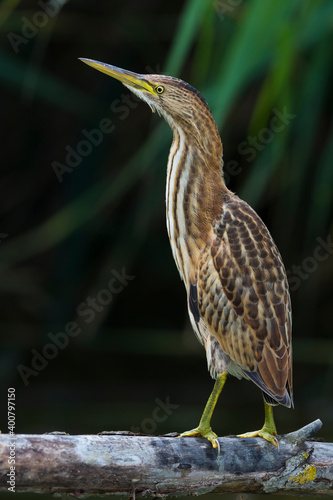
xmin=179 ymin=426 xmax=220 ymax=450
xmin=237 ymin=428 xmax=279 ymax=448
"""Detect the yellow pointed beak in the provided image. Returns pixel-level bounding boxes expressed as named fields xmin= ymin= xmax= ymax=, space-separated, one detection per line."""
xmin=79 ymin=58 xmax=154 ymax=94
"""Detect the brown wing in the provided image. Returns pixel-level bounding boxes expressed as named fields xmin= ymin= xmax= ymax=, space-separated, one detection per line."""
xmin=196 ymin=193 xmax=293 ymax=407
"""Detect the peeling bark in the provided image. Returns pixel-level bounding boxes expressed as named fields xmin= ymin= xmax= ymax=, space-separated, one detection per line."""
xmin=0 ymin=420 xmax=332 ymax=497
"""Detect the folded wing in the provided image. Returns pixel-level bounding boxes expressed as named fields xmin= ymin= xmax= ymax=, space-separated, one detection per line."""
xmin=196 ymin=194 xmax=293 ymax=406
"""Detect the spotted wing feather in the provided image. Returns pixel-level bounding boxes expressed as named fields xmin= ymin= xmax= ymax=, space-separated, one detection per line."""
xmin=197 ymin=193 xmax=293 ymax=407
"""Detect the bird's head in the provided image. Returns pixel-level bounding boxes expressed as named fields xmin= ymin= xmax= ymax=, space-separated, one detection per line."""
xmin=80 ymin=58 xmax=217 ymax=137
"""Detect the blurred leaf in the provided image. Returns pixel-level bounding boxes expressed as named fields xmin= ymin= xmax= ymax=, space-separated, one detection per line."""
xmin=213 ymin=0 xmax=297 ymax=126
xmin=164 ymin=0 xmax=211 ymax=76
xmin=191 ymin=5 xmax=215 ymax=86
xmin=0 ymin=49 xmax=101 ymax=117
xmin=286 ymin=42 xmax=332 ymax=242
xmin=249 ymin=24 xmax=294 ymax=133
xmin=307 ymin=123 xmax=333 ymax=240
xmin=0 ymin=124 xmax=167 ymax=268
xmin=0 ymin=0 xmax=22 ymax=26
xmin=239 ymin=132 xmax=290 ymax=207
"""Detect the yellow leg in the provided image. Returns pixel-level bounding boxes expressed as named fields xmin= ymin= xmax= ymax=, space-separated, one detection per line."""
xmin=238 ymin=398 xmax=278 ymax=447
xmin=179 ymin=371 xmax=227 ymax=449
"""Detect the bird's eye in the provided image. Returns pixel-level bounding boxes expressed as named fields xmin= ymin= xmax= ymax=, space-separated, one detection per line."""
xmin=155 ymin=85 xmax=165 ymax=94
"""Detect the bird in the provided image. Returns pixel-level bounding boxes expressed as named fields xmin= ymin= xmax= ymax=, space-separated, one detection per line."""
xmin=80 ymin=58 xmax=293 ymax=449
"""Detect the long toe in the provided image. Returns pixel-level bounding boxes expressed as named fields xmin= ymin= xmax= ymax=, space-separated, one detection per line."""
xmin=179 ymin=427 xmax=219 ymax=449
xmin=238 ymin=429 xmax=278 ymax=447
xmin=179 ymin=427 xmax=202 ymax=438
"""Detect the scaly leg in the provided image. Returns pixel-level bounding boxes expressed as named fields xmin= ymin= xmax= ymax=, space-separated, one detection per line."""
xmin=179 ymin=371 xmax=227 ymax=449
xmin=238 ymin=398 xmax=278 ymax=447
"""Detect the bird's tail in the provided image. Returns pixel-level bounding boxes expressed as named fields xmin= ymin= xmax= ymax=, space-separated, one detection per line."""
xmin=243 ymin=369 xmax=294 ymax=408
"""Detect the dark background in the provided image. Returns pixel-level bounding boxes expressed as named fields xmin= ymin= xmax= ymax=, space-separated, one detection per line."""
xmin=1 ymin=0 xmax=332 ymax=498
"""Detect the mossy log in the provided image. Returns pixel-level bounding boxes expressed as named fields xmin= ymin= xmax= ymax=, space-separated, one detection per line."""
xmin=0 ymin=420 xmax=332 ymax=497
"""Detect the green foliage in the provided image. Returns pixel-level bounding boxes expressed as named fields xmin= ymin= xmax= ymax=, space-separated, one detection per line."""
xmin=1 ymin=0 xmax=332 ymax=267
xmin=0 ymin=1 xmax=332 ymax=471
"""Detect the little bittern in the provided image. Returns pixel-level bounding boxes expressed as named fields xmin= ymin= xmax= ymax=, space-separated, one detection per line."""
xmin=81 ymin=58 xmax=293 ymax=449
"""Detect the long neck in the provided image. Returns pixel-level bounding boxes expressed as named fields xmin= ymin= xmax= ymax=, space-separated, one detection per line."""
xmin=166 ymin=123 xmax=227 ymax=286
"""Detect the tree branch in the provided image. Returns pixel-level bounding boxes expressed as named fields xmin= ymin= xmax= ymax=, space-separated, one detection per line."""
xmin=1 ymin=419 xmax=332 ymax=497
